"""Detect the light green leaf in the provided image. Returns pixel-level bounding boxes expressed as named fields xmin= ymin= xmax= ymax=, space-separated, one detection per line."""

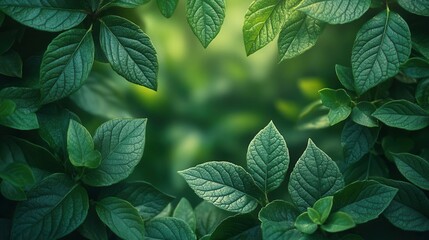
xmin=0 ymin=0 xmax=87 ymax=32
xmin=157 ymin=0 xmax=178 ymax=18
xmin=0 ymin=49 xmax=22 ymax=77
xmin=67 ymin=120 xmax=101 ymax=168
xmin=297 ymin=0 xmax=371 ymax=24
xmin=351 ymin=102 xmax=378 ymax=127
xmin=372 ymin=100 xmax=429 ymax=130
xmin=0 ymin=162 xmax=34 ymax=187
xmin=0 ymin=99 xmax=15 ymax=117
xmin=0 ymin=87 xmax=39 ymax=130
xmin=83 ymin=118 xmax=147 ymax=186
xmin=278 ymin=10 xmax=324 ymax=61
xmin=319 ymin=88 xmax=352 ymax=125
xmin=332 ymin=180 xmax=397 ymax=224
xmin=320 ymin=212 xmax=355 ymax=233
xmin=392 ymin=153 xmax=429 ymax=190
xmin=313 ymin=196 xmax=333 ymax=224
xmin=195 ymin=201 xmax=233 ymax=237
xmin=1 ymin=180 xmax=26 ymax=201
xmin=295 ymin=212 xmax=318 ymax=234
xmin=145 ymin=217 xmax=196 ymax=240
xmin=335 ymin=65 xmax=355 ymax=91
xmin=173 ymin=198 xmax=196 ymax=232
xmin=288 ymin=139 xmax=344 ymax=211
xmin=179 ymin=161 xmax=262 ymax=213
xmin=307 ymin=207 xmax=322 ymax=224
xmin=246 ymin=121 xmax=289 ymax=193
xmin=210 ymin=214 xmax=262 ymax=240
xmin=351 ymin=10 xmax=411 ymax=94
xmin=99 ymin=15 xmax=158 ymax=90
xmin=40 ymin=28 xmax=94 ymax=104
xmin=78 ymin=207 xmax=108 ymax=240
xmin=243 ymin=0 xmax=288 ymax=55
xmin=100 ymin=0 xmax=150 ymax=10
xmin=11 ymin=173 xmax=89 ymax=239
xmin=397 ymin=0 xmax=429 ymax=16
xmin=186 ymin=0 xmax=225 ymax=48
xmin=96 ymin=197 xmax=145 ymax=240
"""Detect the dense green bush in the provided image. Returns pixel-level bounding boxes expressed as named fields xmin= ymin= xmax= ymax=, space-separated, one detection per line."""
xmin=0 ymin=0 xmax=429 ymax=239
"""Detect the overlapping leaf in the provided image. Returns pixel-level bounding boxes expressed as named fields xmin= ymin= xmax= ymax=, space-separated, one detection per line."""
xmin=145 ymin=217 xmax=196 ymax=240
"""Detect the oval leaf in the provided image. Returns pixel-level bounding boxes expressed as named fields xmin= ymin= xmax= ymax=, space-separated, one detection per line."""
xmin=398 ymin=0 xmax=429 ymax=17
xmin=392 ymin=153 xmax=429 ymax=190
xmin=157 ymin=0 xmax=179 ymax=18
xmin=145 ymin=217 xmax=196 ymax=240
xmin=320 ymin=212 xmax=355 ymax=233
xmin=67 ymin=120 xmax=101 ymax=168
xmin=319 ymin=88 xmax=352 ymax=125
xmin=259 ymin=200 xmax=301 ymax=240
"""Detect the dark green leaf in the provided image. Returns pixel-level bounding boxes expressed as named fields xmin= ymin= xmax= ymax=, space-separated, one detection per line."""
xmin=186 ymin=0 xmax=225 ymax=48
xmin=67 ymin=120 xmax=101 ymax=168
xmin=0 ymin=87 xmax=39 ymax=130
xmin=351 ymin=10 xmax=411 ymax=94
xmin=0 ymin=99 xmax=15 ymax=117
xmin=157 ymin=0 xmax=178 ymax=18
xmin=145 ymin=217 xmax=196 ymax=240
xmin=173 ymin=198 xmax=196 ymax=231
xmin=313 ymin=196 xmax=333 ymax=224
xmin=40 ymin=28 xmax=94 ymax=103
xmin=211 ymin=214 xmax=262 ymax=240
xmin=332 ymin=180 xmax=397 ymax=224
xmin=416 ymin=78 xmax=429 ymax=108
xmin=78 ymin=207 xmax=108 ymax=240
xmin=0 ymin=49 xmax=22 ymax=77
xmin=392 ymin=153 xmax=429 ymax=190
xmin=319 ymin=88 xmax=352 ymax=125
xmin=96 ymin=197 xmax=145 ymax=240
xmin=397 ymin=0 xmax=429 ymax=16
xmin=100 ymin=0 xmax=150 ymax=10
xmin=1 ymin=180 xmax=26 ymax=201
xmin=343 ymin=154 xmax=389 ymax=184
xmin=99 ymin=15 xmax=158 ymax=90
xmin=83 ymin=118 xmax=147 ymax=186
xmin=297 ymin=0 xmax=371 ymax=24
xmin=179 ymin=161 xmax=262 ymax=213
xmin=0 ymin=0 xmax=87 ymax=31
xmin=0 ymin=162 xmax=34 ymax=187
xmin=12 ymin=173 xmax=89 ymax=239
xmin=0 ymin=219 xmax=11 ymax=240
xmin=335 ymin=65 xmax=355 ymax=91
xmin=0 ymin=12 xmax=5 ymax=26
xmin=295 ymin=212 xmax=317 ymax=234
xmin=288 ymin=139 xmax=344 ymax=211
xmin=413 ymin=33 xmax=429 ymax=60
xmin=195 ymin=201 xmax=233 ymax=237
xmin=320 ymin=212 xmax=355 ymax=233
xmin=351 ymin=102 xmax=378 ymax=127
xmin=372 ymin=100 xmax=429 ymax=130
xmin=0 ymin=30 xmax=17 ymax=55
xmin=401 ymin=57 xmax=429 ymax=79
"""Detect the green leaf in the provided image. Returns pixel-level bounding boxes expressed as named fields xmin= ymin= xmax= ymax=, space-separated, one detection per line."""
xmin=0 ymin=162 xmax=34 ymax=187
xmin=96 ymin=197 xmax=145 ymax=240
xmin=243 ymin=0 xmax=288 ymax=55
xmin=179 ymin=161 xmax=262 ymax=213
xmin=210 ymin=214 xmax=262 ymax=240
xmin=335 ymin=65 xmax=355 ymax=91
xmin=397 ymin=0 xmax=429 ymax=16
xmin=392 ymin=153 xmax=429 ymax=190
xmin=78 ymin=207 xmax=108 ymax=240
xmin=320 ymin=212 xmax=355 ymax=233
xmin=375 ymin=178 xmax=429 ymax=232
xmin=0 ymin=12 xmax=5 ymax=26
xmin=372 ymin=100 xmax=429 ymax=130
xmin=0 ymin=30 xmax=17 ymax=55
xmin=100 ymin=0 xmax=150 ymax=10
xmin=145 ymin=217 xmax=196 ymax=240
xmin=332 ymin=180 xmax=397 ymax=224
xmin=186 ymin=0 xmax=225 ymax=48
xmin=297 ymin=0 xmax=371 ymax=24
xmin=11 ymin=173 xmax=89 ymax=239
xmin=0 ymin=49 xmax=22 ymax=77
xmin=67 ymin=120 xmax=101 ymax=168
xmin=416 ymin=78 xmax=429 ymax=108
xmin=343 ymin=154 xmax=389 ymax=184
xmin=40 ymin=28 xmax=94 ymax=104
xmin=83 ymin=118 xmax=147 ymax=186
xmin=0 ymin=99 xmax=15 ymax=117
xmin=258 ymin=200 xmax=301 ymax=240
xmin=341 ymin=120 xmax=379 ymax=165
xmin=401 ymin=57 xmax=429 ymax=79
xmin=351 ymin=10 xmax=411 ymax=95
xmin=288 ymin=139 xmax=344 ymax=211
xmin=0 ymin=87 xmax=39 ymax=130
xmin=351 ymin=102 xmax=378 ymax=127
xmin=157 ymin=0 xmax=178 ymax=18
xmin=173 ymin=198 xmax=196 ymax=232
xmin=1 ymin=180 xmax=26 ymax=201
xmin=246 ymin=121 xmax=289 ymax=193
xmin=413 ymin=33 xmax=429 ymax=60
xmin=99 ymin=15 xmax=158 ymax=90
xmin=319 ymin=88 xmax=352 ymax=125
xmin=307 ymin=207 xmax=322 ymax=224
xmin=0 ymin=0 xmax=87 ymax=32
xmin=313 ymin=196 xmax=333 ymax=224
xmin=295 ymin=212 xmax=318 ymax=234
xmin=195 ymin=201 xmax=233 ymax=237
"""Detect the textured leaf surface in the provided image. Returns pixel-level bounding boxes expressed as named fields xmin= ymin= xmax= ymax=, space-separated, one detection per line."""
xmin=297 ymin=0 xmax=371 ymax=24
xmin=40 ymin=28 xmax=94 ymax=104
xmin=67 ymin=120 xmax=101 ymax=168
xmin=157 ymin=0 xmax=178 ymax=18
xmin=246 ymin=121 xmax=289 ymax=193
xmin=398 ymin=0 xmax=429 ymax=16
xmin=145 ymin=217 xmax=196 ymax=240
xmin=100 ymin=15 xmax=158 ymax=90
xmin=179 ymin=161 xmax=262 ymax=213
xmin=11 ymin=173 xmax=89 ymax=240
xmin=319 ymin=88 xmax=352 ymax=125
xmin=259 ymin=200 xmax=301 ymax=240
xmin=0 ymin=87 xmax=39 ymax=130
xmin=351 ymin=101 xmax=378 ymax=127
xmin=210 ymin=214 xmax=262 ymax=240
xmin=351 ymin=10 xmax=411 ymax=94
xmin=173 ymin=198 xmax=196 ymax=231
xmin=96 ymin=197 xmax=145 ymax=240
xmin=83 ymin=119 xmax=146 ymax=186
xmin=0 ymin=0 xmax=87 ymax=31
xmin=392 ymin=153 xmax=429 ymax=190
xmin=288 ymin=139 xmax=344 ymax=211
xmin=194 ymin=201 xmax=233 ymax=237
xmin=186 ymin=0 xmax=225 ymax=47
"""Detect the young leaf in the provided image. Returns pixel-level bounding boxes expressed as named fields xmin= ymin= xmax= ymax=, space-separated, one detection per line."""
xmin=210 ymin=214 xmax=261 ymax=240
xmin=67 ymin=120 xmax=101 ymax=168
xmin=1 ymin=180 xmax=26 ymax=201
xmin=0 ymin=162 xmax=35 ymax=188
xmin=40 ymin=28 xmax=94 ymax=104
xmin=297 ymin=0 xmax=371 ymax=24
xmin=392 ymin=153 xmax=429 ymax=190
xmin=307 ymin=207 xmax=322 ymax=224
xmin=258 ymin=200 xmax=301 ymax=240
xmin=99 ymin=15 xmax=158 ymax=90
xmin=11 ymin=173 xmax=89 ymax=239
xmin=313 ymin=196 xmax=334 ymax=224
xmin=78 ymin=207 xmax=108 ymax=240
xmin=157 ymin=0 xmax=179 ymax=18
xmin=319 ymin=88 xmax=352 ymax=125
xmin=351 ymin=10 xmax=411 ymax=94
xmin=295 ymin=212 xmax=318 ymax=234
xmin=335 ymin=65 xmax=355 ymax=91
xmin=0 ymin=50 xmax=22 ymax=77
xmin=186 ymin=0 xmax=225 ymax=48
xmin=179 ymin=161 xmax=262 ymax=213
xmin=194 ymin=201 xmax=233 ymax=237
xmin=332 ymin=180 xmax=397 ymax=224
xmin=341 ymin=120 xmax=379 ymax=165
xmin=0 ymin=87 xmax=39 ymax=130
xmin=246 ymin=121 xmax=289 ymax=193
xmin=289 ymin=139 xmax=344 ymax=211
xmin=372 ymin=100 xmax=429 ymax=131
xmin=145 ymin=217 xmax=196 ymax=240
xmin=320 ymin=212 xmax=355 ymax=233
xmin=397 ymin=0 xmax=429 ymax=17
xmin=243 ymin=0 xmax=288 ymax=55
xmin=83 ymin=119 xmax=147 ymax=186
xmin=100 ymin=0 xmax=150 ymax=10
xmin=351 ymin=102 xmax=378 ymax=128
xmin=278 ymin=10 xmax=324 ymax=61
xmin=96 ymin=197 xmax=145 ymax=240
xmin=173 ymin=198 xmax=196 ymax=232
xmin=0 ymin=0 xmax=87 ymax=31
